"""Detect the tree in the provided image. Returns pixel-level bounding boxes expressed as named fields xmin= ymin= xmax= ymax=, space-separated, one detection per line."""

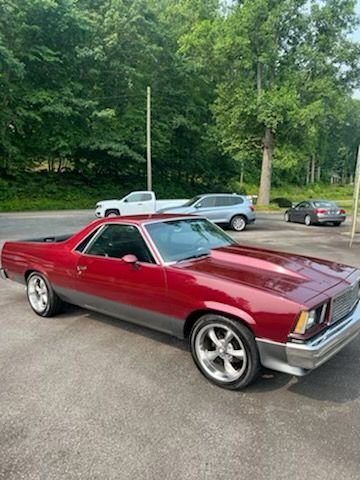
xmin=180 ymin=0 xmax=360 ymax=203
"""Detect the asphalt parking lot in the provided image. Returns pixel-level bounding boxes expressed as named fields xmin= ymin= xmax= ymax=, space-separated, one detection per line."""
xmin=0 ymin=211 xmax=360 ymax=480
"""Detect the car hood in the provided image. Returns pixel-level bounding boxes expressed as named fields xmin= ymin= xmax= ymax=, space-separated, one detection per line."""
xmin=174 ymin=245 xmax=357 ymax=305
xmin=97 ymin=199 xmax=120 ymax=204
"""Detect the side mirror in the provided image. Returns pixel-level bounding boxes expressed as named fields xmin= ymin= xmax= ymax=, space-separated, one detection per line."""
xmin=195 ymin=203 xmax=202 ymax=209
xmin=124 ymin=198 xmax=128 ymax=203
xmin=122 ymin=254 xmax=138 ymax=264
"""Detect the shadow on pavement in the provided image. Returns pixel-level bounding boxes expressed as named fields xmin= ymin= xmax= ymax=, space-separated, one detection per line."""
xmin=62 ymin=304 xmax=360 ymax=403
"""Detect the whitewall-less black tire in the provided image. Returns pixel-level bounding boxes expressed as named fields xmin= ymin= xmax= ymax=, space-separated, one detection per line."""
xmin=105 ymin=209 xmax=120 ymax=217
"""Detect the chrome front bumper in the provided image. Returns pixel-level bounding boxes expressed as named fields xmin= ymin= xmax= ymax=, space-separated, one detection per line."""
xmin=257 ymin=301 xmax=360 ymax=376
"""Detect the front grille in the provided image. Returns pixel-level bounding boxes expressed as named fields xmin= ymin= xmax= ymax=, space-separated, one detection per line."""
xmin=331 ymin=283 xmax=359 ymax=324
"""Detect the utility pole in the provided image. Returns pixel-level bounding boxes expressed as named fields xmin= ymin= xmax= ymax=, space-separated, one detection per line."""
xmin=146 ymin=86 xmax=152 ymax=191
xmin=350 ymin=146 xmax=360 ymax=247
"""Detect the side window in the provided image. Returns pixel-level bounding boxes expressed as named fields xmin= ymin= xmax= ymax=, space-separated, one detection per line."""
xmin=126 ymin=193 xmax=143 ymax=203
xmin=75 ymin=227 xmax=102 ymax=253
xmin=232 ymin=196 xmax=244 ymax=205
xmin=85 ymin=224 xmax=155 ymax=263
xmin=297 ymin=202 xmax=306 ymax=209
xmin=197 ymin=196 xmax=216 ymax=208
xmin=215 ymin=196 xmax=232 ymax=207
xmin=140 ymin=193 xmax=153 ymax=201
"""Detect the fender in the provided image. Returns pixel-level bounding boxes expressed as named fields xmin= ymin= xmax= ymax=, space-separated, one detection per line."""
xmin=183 ymin=300 xmax=257 ymax=338
xmin=200 ymin=301 xmax=256 ymax=327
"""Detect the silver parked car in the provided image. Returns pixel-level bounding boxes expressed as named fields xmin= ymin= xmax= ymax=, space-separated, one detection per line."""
xmin=284 ymin=200 xmax=347 ymax=226
xmin=158 ymin=193 xmax=256 ymax=231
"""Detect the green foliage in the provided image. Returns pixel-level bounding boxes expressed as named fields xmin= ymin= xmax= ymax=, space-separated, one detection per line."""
xmin=0 ymin=0 xmax=359 ymax=209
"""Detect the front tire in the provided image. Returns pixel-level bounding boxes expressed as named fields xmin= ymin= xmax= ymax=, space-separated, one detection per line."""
xmin=105 ymin=209 xmax=120 ymax=217
xmin=190 ymin=314 xmax=261 ymax=390
xmin=230 ymin=215 xmax=247 ymax=232
xmin=26 ymin=272 xmax=63 ymax=317
xmin=284 ymin=211 xmax=290 ymax=222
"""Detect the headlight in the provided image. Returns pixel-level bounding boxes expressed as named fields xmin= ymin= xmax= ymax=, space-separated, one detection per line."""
xmin=294 ymin=304 xmax=327 ymax=334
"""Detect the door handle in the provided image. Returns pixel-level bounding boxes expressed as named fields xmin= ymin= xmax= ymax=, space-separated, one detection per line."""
xmin=77 ymin=265 xmax=87 ymax=272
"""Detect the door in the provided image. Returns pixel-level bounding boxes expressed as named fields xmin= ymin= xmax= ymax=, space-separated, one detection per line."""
xmin=192 ymin=196 xmax=217 ymax=220
xmin=292 ymin=202 xmax=310 ymax=222
xmin=213 ymin=195 xmax=244 ymax=223
xmin=122 ymin=192 xmax=155 ymax=214
xmin=72 ymin=223 xmax=176 ymax=335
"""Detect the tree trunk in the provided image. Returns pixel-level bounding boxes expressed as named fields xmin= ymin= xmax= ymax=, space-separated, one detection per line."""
xmin=310 ymin=154 xmax=315 ymax=183
xmin=240 ymin=160 xmax=244 ymax=186
xmin=306 ymin=161 xmax=310 ymax=185
xmin=258 ymin=127 xmax=273 ymax=205
xmin=317 ymin=165 xmax=321 ymax=182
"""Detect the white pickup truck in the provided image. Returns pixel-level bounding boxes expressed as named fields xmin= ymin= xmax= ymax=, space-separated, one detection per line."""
xmin=95 ymin=191 xmax=188 ymax=218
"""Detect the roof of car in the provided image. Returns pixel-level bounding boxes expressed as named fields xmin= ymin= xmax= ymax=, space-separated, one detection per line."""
xmin=298 ymin=199 xmax=336 ymax=203
xmin=93 ymin=213 xmax=199 ymax=227
xmin=198 ymin=193 xmax=244 ymax=197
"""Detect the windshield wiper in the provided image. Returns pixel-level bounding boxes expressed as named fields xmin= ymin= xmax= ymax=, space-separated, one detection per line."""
xmin=177 ymin=252 xmax=210 ymax=263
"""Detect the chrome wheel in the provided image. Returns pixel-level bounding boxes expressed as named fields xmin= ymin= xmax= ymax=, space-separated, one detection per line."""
xmin=284 ymin=212 xmax=290 ymax=222
xmin=304 ymin=214 xmax=311 ymax=226
xmin=194 ymin=323 xmax=247 ymax=382
xmin=27 ymin=275 xmax=49 ymax=314
xmin=26 ymin=272 xmax=63 ymax=317
xmin=190 ymin=315 xmax=261 ymax=389
xmin=231 ymin=216 xmax=246 ymax=232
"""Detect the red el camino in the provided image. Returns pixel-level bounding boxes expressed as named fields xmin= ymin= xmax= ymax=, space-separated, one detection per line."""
xmin=1 ymin=214 xmax=360 ymax=389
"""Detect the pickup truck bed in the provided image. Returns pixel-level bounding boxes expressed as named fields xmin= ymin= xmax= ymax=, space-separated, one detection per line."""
xmin=22 ymin=234 xmax=74 ymax=243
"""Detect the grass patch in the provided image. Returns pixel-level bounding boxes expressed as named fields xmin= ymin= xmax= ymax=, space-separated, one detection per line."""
xmin=0 ymin=173 xmax=357 ymax=212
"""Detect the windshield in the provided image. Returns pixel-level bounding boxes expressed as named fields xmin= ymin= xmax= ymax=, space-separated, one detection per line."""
xmin=145 ymin=218 xmax=236 ymax=263
xmin=182 ymin=195 xmax=203 ymax=207
xmin=313 ymin=201 xmax=338 ymax=208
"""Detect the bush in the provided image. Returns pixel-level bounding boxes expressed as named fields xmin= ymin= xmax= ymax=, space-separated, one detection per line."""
xmin=270 ymin=197 xmax=293 ymax=207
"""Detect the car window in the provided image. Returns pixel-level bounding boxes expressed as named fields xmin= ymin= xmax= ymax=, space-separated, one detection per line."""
xmin=84 ymin=224 xmax=155 ymax=263
xmin=75 ymin=227 xmax=102 ymax=253
xmin=146 ymin=218 xmax=236 ymax=263
xmin=297 ymin=202 xmax=310 ymax=209
xmin=126 ymin=193 xmax=152 ymax=203
xmin=313 ymin=201 xmax=337 ymax=208
xmin=182 ymin=195 xmax=202 ymax=207
xmin=228 ymin=195 xmax=244 ymax=205
xmin=140 ymin=193 xmax=153 ymax=201
xmin=196 ymin=196 xmax=216 ymax=208
xmin=215 ymin=196 xmax=233 ymax=207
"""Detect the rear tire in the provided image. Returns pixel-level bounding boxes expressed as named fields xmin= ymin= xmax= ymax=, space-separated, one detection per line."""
xmin=190 ymin=314 xmax=261 ymax=390
xmin=230 ymin=215 xmax=247 ymax=232
xmin=105 ymin=209 xmax=120 ymax=217
xmin=304 ymin=214 xmax=312 ymax=226
xmin=26 ymin=272 xmax=63 ymax=317
xmin=333 ymin=222 xmax=341 ymax=226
